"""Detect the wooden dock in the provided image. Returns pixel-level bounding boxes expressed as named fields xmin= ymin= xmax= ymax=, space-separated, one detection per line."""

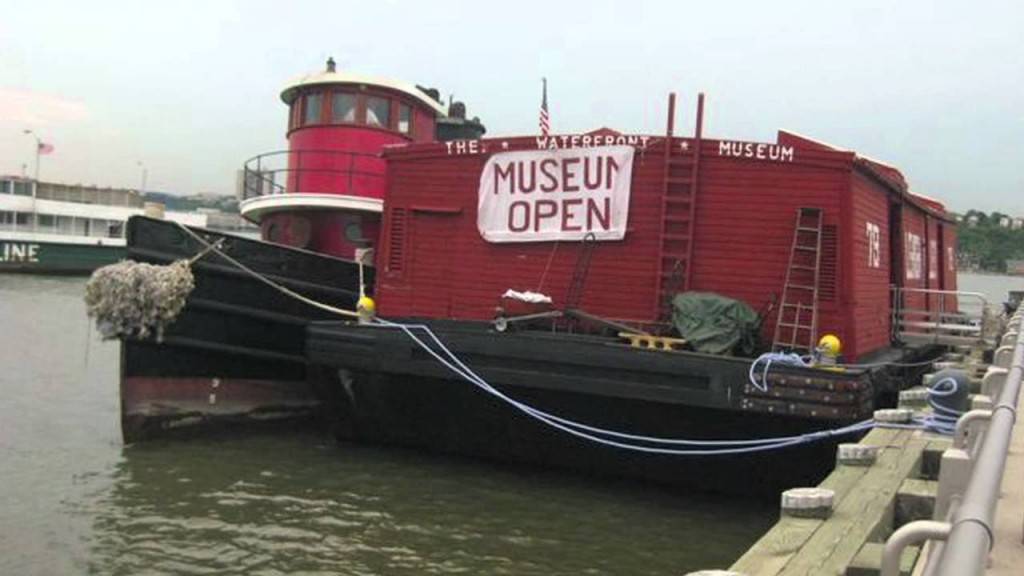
xmin=726 ymin=426 xmax=950 ymax=576
xmin=700 ymin=313 xmax=1024 ymax=576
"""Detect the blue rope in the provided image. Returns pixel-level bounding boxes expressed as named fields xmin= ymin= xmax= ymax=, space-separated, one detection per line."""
xmin=371 ymin=320 xmax=874 ymax=456
xmin=920 ymin=376 xmax=964 ymax=435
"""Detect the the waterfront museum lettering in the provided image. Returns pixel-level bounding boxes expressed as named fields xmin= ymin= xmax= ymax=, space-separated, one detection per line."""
xmin=717 ymin=141 xmax=794 ymax=162
xmin=478 ymin=146 xmax=634 ymax=242
xmin=0 ymin=242 xmax=40 ymax=263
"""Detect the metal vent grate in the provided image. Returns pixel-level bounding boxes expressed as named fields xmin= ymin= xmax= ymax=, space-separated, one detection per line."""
xmin=819 ymin=224 xmax=837 ymax=301
xmin=386 ymin=207 xmax=407 ymax=273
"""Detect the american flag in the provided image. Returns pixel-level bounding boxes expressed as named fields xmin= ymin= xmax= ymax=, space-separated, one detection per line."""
xmin=539 ymin=78 xmax=550 ymax=136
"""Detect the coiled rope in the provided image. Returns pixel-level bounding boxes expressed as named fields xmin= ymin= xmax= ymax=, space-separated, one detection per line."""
xmin=747 ymin=352 xmax=810 ymax=392
xmin=919 ymin=376 xmax=965 ymax=435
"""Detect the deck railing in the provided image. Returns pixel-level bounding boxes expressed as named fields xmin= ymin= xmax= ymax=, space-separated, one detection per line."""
xmin=881 ymin=301 xmax=1024 ymax=576
xmin=891 ymin=286 xmax=993 ymax=347
xmin=240 ymin=149 xmax=385 ymax=199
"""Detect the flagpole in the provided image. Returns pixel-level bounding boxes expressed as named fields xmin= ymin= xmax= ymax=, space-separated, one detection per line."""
xmin=23 ymin=129 xmax=41 ymax=232
xmin=539 ymin=77 xmax=550 ymax=137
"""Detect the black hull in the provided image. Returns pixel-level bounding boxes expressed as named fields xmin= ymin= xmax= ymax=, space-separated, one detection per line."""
xmin=306 ymin=320 xmax=900 ymax=496
xmin=331 ymin=370 xmax=854 ymax=497
xmin=120 ymin=216 xmax=368 ymax=441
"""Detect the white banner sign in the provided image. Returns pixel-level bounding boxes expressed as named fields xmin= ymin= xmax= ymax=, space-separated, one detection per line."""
xmin=477 ymin=146 xmax=634 ymax=242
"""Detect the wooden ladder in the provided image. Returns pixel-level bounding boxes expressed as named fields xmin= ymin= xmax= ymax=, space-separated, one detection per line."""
xmin=772 ymin=207 xmax=824 ymax=353
xmin=656 ymin=93 xmax=704 ymax=321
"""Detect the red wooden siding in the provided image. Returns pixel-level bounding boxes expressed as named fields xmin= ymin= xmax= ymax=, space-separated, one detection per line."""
xmin=687 ymin=141 xmax=850 ymax=352
xmin=378 ymin=144 xmax=666 ymax=322
xmin=374 ymin=132 xmax=957 ymax=361
xmin=847 ymin=171 xmax=893 ymax=359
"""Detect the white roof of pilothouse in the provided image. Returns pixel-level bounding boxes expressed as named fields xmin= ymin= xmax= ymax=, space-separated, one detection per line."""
xmin=280 ymin=58 xmax=448 ymax=117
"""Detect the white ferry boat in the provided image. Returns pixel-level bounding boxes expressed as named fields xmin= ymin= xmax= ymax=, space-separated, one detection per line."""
xmin=0 ymin=176 xmax=249 ymax=273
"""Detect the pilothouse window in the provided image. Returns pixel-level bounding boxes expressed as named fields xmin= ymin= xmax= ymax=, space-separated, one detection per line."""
xmin=332 ymin=92 xmax=356 ymax=123
xmin=304 ymin=93 xmax=322 ymax=125
xmin=398 ymin=103 xmax=411 ymax=134
xmin=366 ymin=96 xmax=390 ymax=128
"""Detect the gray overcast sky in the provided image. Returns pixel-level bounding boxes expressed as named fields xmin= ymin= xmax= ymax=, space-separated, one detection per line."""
xmin=1 ymin=0 xmax=1021 ymax=214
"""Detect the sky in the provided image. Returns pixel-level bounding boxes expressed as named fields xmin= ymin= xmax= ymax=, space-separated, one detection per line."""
xmin=1 ymin=0 xmax=1021 ymax=214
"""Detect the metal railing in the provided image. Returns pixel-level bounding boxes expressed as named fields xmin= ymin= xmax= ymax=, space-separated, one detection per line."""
xmin=240 ymin=149 xmax=385 ymax=199
xmin=881 ymin=302 xmax=1024 ymax=576
xmin=891 ymin=286 xmax=992 ymax=347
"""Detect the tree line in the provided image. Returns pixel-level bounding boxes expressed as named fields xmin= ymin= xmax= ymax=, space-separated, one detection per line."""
xmin=957 ymin=210 xmax=1024 ymax=272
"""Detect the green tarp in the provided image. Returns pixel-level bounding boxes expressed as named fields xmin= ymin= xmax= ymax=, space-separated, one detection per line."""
xmin=671 ymin=292 xmax=760 ymax=355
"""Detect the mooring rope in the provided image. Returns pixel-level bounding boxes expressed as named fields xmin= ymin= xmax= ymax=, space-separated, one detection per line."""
xmin=371 ymin=318 xmax=876 ymax=455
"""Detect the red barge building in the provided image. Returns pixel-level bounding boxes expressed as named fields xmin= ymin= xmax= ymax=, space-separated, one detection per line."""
xmin=117 ymin=61 xmax=978 ymax=495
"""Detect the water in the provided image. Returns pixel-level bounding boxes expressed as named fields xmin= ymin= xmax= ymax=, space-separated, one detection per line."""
xmin=0 ymin=275 xmax=774 ymax=575
xmin=957 ymin=272 xmax=1024 ymax=309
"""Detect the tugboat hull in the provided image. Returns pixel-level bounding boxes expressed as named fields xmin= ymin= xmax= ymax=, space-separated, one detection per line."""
xmin=119 ymin=216 xmax=367 ymax=441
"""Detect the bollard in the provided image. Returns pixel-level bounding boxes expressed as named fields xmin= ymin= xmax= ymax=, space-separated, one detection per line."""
xmin=930 ymin=369 xmax=971 ymax=414
xmin=898 ymin=387 xmax=928 ymax=409
xmin=781 ymin=487 xmax=835 ymax=518
xmin=874 ymin=408 xmax=915 ymax=424
xmin=837 ymin=443 xmax=879 ymax=466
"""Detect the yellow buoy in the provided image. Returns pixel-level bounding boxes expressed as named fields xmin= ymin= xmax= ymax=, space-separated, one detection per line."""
xmin=815 ymin=334 xmax=844 ymax=370
xmin=357 ymin=295 xmax=376 ymax=323
xmin=818 ymin=334 xmax=842 ymax=357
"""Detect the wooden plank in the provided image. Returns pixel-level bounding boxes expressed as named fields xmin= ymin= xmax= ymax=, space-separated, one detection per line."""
xmin=779 ymin=429 xmax=928 ymax=575
xmin=895 ymin=478 xmax=937 ymax=527
xmin=846 ymin=541 xmax=919 ymax=576
xmin=920 ymin=439 xmax=952 ymax=481
xmin=730 ymin=428 xmax=898 ymax=576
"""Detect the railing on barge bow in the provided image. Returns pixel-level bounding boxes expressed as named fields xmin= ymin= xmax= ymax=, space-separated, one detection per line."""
xmin=881 ymin=302 xmax=1024 ymax=576
xmin=891 ymin=287 xmax=993 ymax=347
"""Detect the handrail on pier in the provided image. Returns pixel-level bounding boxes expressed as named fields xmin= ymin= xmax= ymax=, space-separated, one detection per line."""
xmin=881 ymin=303 xmax=1024 ymax=576
xmin=891 ymin=286 xmax=992 ymax=346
